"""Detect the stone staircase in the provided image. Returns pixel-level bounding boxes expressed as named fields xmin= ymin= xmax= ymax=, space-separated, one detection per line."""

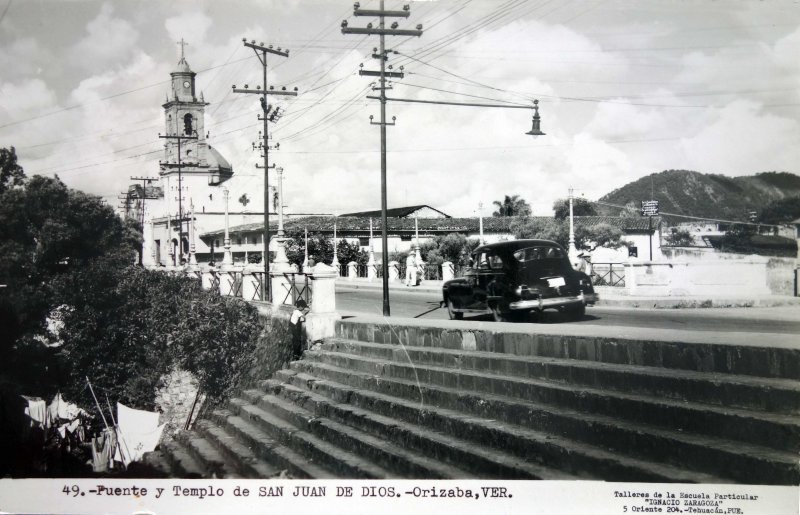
xmin=145 ymin=320 xmax=800 ymax=484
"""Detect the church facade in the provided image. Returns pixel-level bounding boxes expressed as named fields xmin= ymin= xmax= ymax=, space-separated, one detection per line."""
xmin=136 ymin=50 xmax=268 ymax=266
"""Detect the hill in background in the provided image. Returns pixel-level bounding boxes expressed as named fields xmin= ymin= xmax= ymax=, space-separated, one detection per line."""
xmin=598 ymin=170 xmax=800 ymax=223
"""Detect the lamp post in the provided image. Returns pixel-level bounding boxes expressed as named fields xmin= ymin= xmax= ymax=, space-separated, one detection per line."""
xmin=478 ymin=201 xmax=485 ymax=245
xmin=302 ymin=226 xmax=308 ymax=271
xmin=332 ymin=218 xmax=340 ymax=274
xmin=222 ymin=187 xmax=233 ymax=266
xmin=272 ymin=166 xmax=290 ymax=270
xmin=188 ymin=200 xmax=198 ymax=267
xmin=568 ymin=187 xmax=579 ymax=268
xmin=368 ymin=217 xmax=376 ymax=281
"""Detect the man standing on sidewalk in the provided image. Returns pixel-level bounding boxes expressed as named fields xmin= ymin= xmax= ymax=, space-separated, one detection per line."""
xmin=405 ymin=251 xmax=417 ymax=287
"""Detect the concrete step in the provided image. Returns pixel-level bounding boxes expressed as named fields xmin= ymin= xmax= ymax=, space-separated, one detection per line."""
xmin=336 ymin=320 xmax=800 ymax=379
xmin=193 ymin=419 xmax=284 ymax=478
xmin=159 ymin=438 xmax=206 ymax=478
xmin=174 ymin=430 xmax=241 ymax=478
xmin=225 ymin=397 xmax=393 ymax=479
xmin=274 ymin=368 xmax=729 ymax=484
xmin=322 ymin=339 xmax=800 ymax=415
xmin=207 ymin=408 xmax=335 ymax=479
xmin=241 ymin=387 xmax=475 ymax=479
xmin=305 ymin=349 xmax=800 ymax=455
xmin=136 ymin=450 xmax=171 ymax=477
xmin=261 ymin=375 xmax=587 ymax=480
xmin=288 ymin=359 xmax=799 ymax=484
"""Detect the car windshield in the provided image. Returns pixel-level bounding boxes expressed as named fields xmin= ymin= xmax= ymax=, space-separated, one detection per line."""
xmin=512 ymin=246 xmax=565 ymax=262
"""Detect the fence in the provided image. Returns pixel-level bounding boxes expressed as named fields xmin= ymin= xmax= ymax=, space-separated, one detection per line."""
xmin=273 ymin=272 xmax=313 ymax=307
xmin=590 ymin=263 xmax=625 ymax=287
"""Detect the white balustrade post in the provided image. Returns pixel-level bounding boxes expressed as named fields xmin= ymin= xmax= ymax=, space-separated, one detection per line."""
xmin=304 ymin=263 xmax=341 ymax=344
xmin=388 ymin=261 xmax=399 ymax=282
xmin=347 ymin=261 xmax=358 ymax=280
xmin=442 ymin=261 xmax=454 ymax=282
xmin=241 ymin=261 xmax=262 ymax=301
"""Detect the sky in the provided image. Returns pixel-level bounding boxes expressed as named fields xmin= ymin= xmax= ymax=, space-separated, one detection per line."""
xmin=1 ymin=0 xmax=799 ymax=217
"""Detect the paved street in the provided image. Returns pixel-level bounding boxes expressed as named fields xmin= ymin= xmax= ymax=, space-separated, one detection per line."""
xmin=335 ymin=287 xmax=800 ymax=336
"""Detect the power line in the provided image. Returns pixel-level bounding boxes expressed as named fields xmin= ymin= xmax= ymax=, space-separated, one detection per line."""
xmin=590 ymin=199 xmax=781 ymax=227
xmin=0 ymin=53 xmax=258 ymax=130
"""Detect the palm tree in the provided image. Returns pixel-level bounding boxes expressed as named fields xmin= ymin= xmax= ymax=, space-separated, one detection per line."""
xmin=492 ymin=195 xmax=532 ymax=217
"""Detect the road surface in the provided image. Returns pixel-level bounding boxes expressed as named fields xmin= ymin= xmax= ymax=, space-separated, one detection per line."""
xmin=335 ymin=288 xmax=800 ymax=335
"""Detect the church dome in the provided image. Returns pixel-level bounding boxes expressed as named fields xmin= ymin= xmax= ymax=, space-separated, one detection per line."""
xmin=208 ymin=145 xmax=231 ymax=171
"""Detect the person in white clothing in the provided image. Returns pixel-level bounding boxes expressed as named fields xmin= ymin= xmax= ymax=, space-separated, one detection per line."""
xmin=405 ymin=252 xmax=417 ymax=286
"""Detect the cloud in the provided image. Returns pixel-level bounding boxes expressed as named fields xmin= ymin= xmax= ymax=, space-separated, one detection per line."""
xmin=70 ymin=3 xmax=140 ymax=72
xmin=165 ymin=11 xmax=213 ymax=49
xmin=680 ymin=100 xmax=800 ymax=175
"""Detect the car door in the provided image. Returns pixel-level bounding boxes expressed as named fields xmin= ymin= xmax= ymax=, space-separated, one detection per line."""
xmin=449 ymin=250 xmax=491 ymax=310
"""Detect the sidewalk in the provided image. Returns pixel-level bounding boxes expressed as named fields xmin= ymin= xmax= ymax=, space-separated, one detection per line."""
xmin=335 ymin=278 xmax=800 ymax=309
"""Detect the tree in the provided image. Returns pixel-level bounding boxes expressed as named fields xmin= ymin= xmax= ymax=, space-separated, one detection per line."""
xmin=552 ymin=197 xmax=598 ymax=220
xmin=282 ymin=230 xmax=368 ymax=268
xmin=419 ymin=233 xmax=481 ymax=267
xmin=0 ymin=147 xmax=26 ymax=194
xmin=509 ymin=217 xmax=567 ymax=244
xmin=665 ymin=228 xmax=694 ymax=246
xmin=758 ymin=196 xmax=800 ymax=224
xmin=574 ymin=223 xmax=626 ymax=251
xmin=509 ymin=218 xmax=625 ymax=252
xmin=492 ymin=195 xmax=532 ymax=217
xmin=54 ymin=265 xmax=261 ymax=409
xmin=0 ymin=174 xmax=141 ymax=356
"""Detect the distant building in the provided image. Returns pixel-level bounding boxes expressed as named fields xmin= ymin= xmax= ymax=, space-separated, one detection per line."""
xmin=129 ymin=49 xmax=270 ymax=266
xmin=200 ymin=214 xmax=663 ymax=264
xmin=340 ymin=205 xmax=451 ymax=219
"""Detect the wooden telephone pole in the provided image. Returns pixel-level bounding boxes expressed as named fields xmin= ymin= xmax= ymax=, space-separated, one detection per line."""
xmin=233 ymin=39 xmax=297 ymax=301
xmin=342 ymin=1 xmax=423 ymax=316
xmin=130 ymin=176 xmax=159 ymax=265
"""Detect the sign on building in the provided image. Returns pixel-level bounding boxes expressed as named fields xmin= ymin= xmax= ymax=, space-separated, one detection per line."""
xmin=641 ymin=200 xmax=659 ymax=216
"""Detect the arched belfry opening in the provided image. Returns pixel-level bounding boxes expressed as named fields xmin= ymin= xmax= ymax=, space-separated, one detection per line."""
xmin=184 ymin=113 xmax=194 ymax=135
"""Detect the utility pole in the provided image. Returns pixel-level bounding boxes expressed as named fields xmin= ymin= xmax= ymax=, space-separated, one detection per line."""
xmin=343 ymin=1 xmax=423 ymax=316
xmin=233 ymin=39 xmax=297 ymax=302
xmin=159 ymin=132 xmax=198 ymax=265
xmin=130 ymin=176 xmax=159 ymax=265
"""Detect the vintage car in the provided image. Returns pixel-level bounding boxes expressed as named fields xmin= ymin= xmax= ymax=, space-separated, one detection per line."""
xmin=442 ymin=239 xmax=597 ymax=322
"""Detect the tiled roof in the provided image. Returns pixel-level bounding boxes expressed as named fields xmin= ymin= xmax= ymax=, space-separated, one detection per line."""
xmin=201 ymin=215 xmax=661 ymax=238
xmin=340 ymin=205 xmax=451 ymax=218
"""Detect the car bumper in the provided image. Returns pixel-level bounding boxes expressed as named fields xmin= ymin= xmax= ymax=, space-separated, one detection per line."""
xmin=508 ymin=291 xmax=598 ymax=311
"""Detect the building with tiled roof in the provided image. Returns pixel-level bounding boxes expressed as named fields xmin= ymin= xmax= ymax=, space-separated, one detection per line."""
xmin=340 ymin=205 xmax=451 ymax=219
xmin=199 ymin=215 xmax=664 ymax=264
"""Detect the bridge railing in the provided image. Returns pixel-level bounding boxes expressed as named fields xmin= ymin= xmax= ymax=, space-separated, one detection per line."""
xmin=590 ymin=262 xmax=626 ymax=287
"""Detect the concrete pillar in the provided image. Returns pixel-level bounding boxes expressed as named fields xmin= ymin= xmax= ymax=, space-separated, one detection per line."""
xmin=367 ymin=251 xmax=376 ymax=281
xmin=241 ymin=262 xmax=263 ymax=301
xmin=304 ymin=263 xmax=341 ymax=344
xmin=200 ymin=266 xmax=217 ymax=291
xmin=388 ymin=261 xmax=399 ymax=282
xmin=442 ymin=261 xmax=455 ymax=281
xmin=625 ymin=262 xmax=638 ymax=296
xmin=347 ymin=261 xmax=358 ymax=280
xmin=218 ymin=264 xmax=242 ymax=297
xmin=269 ymin=250 xmax=294 ymax=305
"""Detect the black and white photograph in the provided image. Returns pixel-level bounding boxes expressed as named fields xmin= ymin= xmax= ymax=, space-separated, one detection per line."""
xmin=0 ymin=0 xmax=799 ymax=513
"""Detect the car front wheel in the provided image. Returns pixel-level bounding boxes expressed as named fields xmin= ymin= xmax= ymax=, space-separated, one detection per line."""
xmin=446 ymin=299 xmax=463 ymax=320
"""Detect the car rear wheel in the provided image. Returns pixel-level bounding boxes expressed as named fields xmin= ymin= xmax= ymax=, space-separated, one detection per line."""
xmin=566 ymin=303 xmax=586 ymax=320
xmin=446 ymin=299 xmax=463 ymax=320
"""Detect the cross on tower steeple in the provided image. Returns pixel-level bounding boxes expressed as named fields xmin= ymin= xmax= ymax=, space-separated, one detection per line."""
xmin=177 ymin=38 xmax=188 ymax=60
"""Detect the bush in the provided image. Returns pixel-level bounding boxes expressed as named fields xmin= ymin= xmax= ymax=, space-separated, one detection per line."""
xmin=54 ymin=264 xmax=262 ymax=411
